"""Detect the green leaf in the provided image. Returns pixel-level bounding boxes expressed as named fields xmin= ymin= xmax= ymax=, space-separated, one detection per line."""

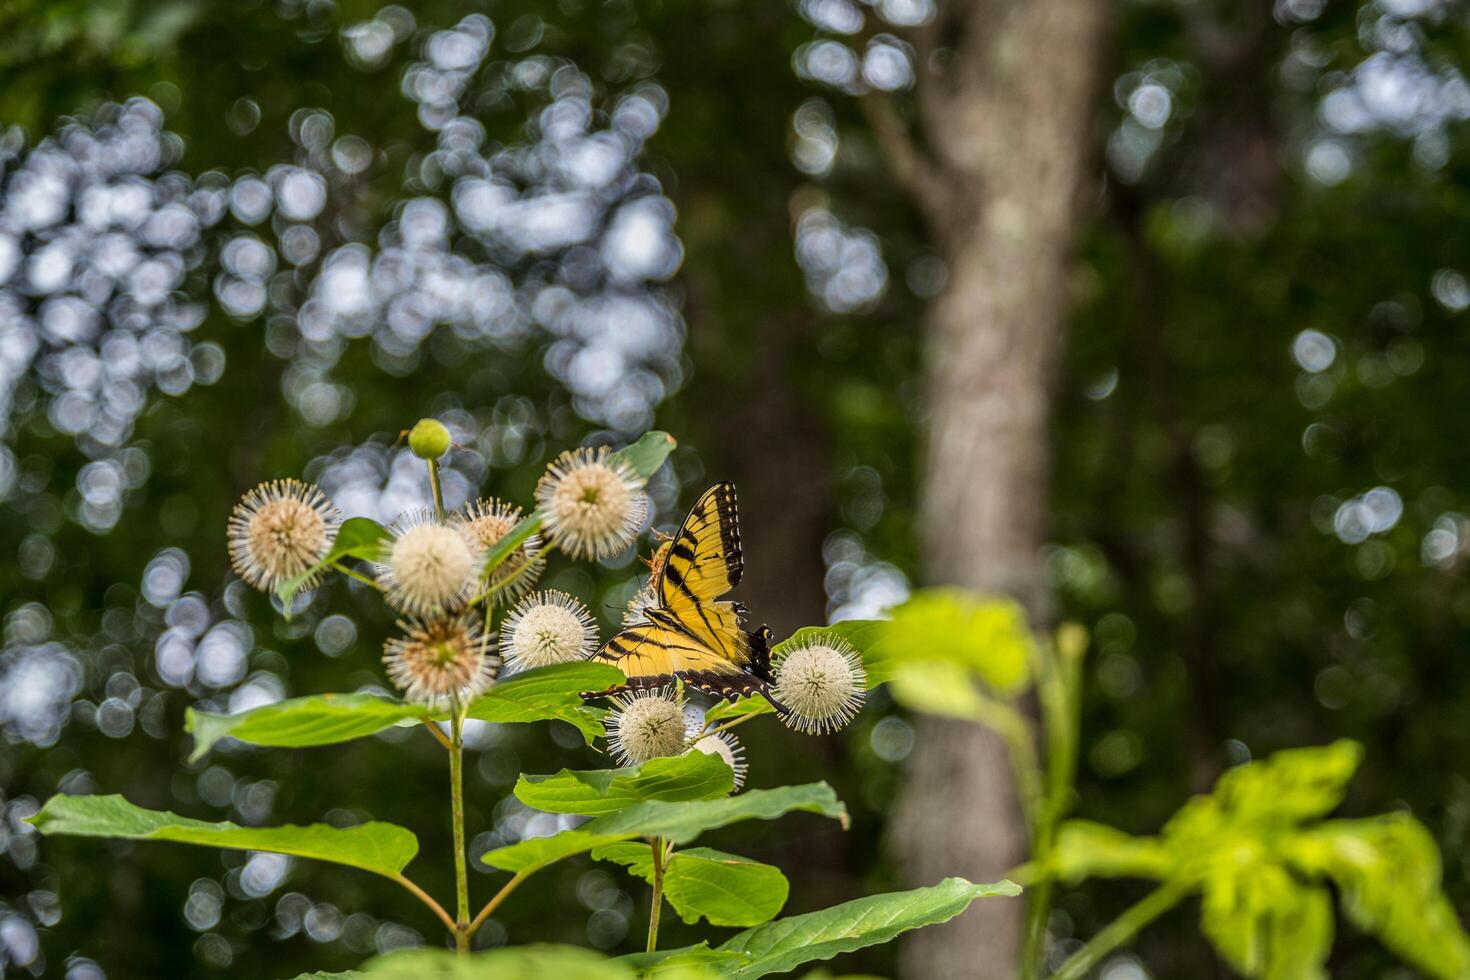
xmin=28 ymin=794 xmax=417 ymax=879
xmin=609 ymin=430 xmax=678 ymax=478
xmin=886 ymin=660 xmax=989 ymax=721
xmin=1199 ymin=861 xmax=1332 ymax=980
xmin=276 ymin=516 xmax=390 ymax=610
xmin=1047 ymin=820 xmax=1174 ymax=883
xmin=515 ymin=752 xmax=733 ymax=816
xmin=467 ymin=662 xmax=623 ymax=744
xmin=594 ymin=844 xmax=789 ymax=927
xmin=1210 ymin=740 xmax=1363 ymax=826
xmin=665 ymin=849 xmax=789 ymax=927
xmin=1286 ymin=814 xmax=1470 ymax=979
xmin=615 ymin=943 xmax=746 ymax=974
xmin=352 ymin=945 xmax=640 ymax=978
xmin=881 ymin=590 xmax=1034 ymax=695
xmin=187 ymin=693 xmax=427 ymax=761
xmin=709 ymin=877 xmax=1022 ymax=978
xmin=481 ymin=782 xmax=847 ymax=875
xmin=186 ymin=664 xmax=618 ymax=759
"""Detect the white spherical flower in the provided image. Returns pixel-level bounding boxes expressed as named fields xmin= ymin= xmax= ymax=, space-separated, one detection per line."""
xmin=772 ymin=635 xmax=867 ymax=734
xmin=455 ymin=498 xmax=545 ymax=601
xmin=606 ymin=688 xmax=685 ymax=766
xmin=535 ymin=446 xmax=649 ymax=560
xmin=500 ymin=590 xmax=597 ymax=671
xmin=383 ymin=617 xmax=498 ymax=707
xmin=377 ymin=510 xmax=476 ymax=617
xmin=624 ymin=585 xmax=658 ymax=626
xmin=690 ymin=730 xmax=748 ymax=791
xmin=228 ymin=479 xmax=342 ymax=592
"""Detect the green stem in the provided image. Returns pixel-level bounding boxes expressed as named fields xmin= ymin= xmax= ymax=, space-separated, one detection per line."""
xmin=390 ymin=873 xmax=457 ymax=936
xmin=1049 ymin=882 xmax=1187 ymax=980
xmin=469 ymin=872 xmax=527 ymax=936
xmin=647 ymin=837 xmax=668 ymax=953
xmin=472 ymin=543 xmax=553 ymax=605
xmin=427 ymin=458 xmax=446 ymax=522
xmin=693 ymin=710 xmax=765 ymax=742
xmin=450 ymin=703 xmax=470 ymax=952
xmin=330 ymin=560 xmax=381 ymax=590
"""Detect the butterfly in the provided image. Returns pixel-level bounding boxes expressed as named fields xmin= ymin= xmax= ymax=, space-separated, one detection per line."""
xmin=586 ymin=482 xmax=778 ymax=703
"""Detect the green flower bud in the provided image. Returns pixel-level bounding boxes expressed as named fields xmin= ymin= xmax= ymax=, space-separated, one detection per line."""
xmin=408 ymin=418 xmax=451 ymax=460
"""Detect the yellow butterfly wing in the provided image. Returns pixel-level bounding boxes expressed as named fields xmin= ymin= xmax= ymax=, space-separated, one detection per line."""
xmin=655 ymin=482 xmax=753 ymax=665
xmin=589 ymin=483 xmax=775 ymax=700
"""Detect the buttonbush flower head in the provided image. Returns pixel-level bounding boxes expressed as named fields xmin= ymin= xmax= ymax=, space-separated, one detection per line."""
xmin=377 ymin=510 xmax=476 ymax=618
xmin=228 ymin=479 xmax=342 ymax=592
xmin=772 ymin=635 xmax=867 ymax=734
xmin=690 ymin=729 xmax=748 ymax=791
xmin=535 ymin=446 xmax=648 ymax=559
xmin=606 ymin=687 xmax=685 ymax=766
xmin=456 ymin=498 xmax=545 ymax=601
xmin=383 ymin=617 xmax=498 ymax=708
xmin=500 ymin=589 xmax=597 ymax=671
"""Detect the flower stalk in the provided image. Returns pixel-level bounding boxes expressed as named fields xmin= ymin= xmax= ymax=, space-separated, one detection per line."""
xmin=450 ymin=702 xmax=471 ymax=952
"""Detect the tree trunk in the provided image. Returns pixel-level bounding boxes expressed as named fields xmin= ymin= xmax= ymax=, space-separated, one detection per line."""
xmin=888 ymin=1 xmax=1111 ymax=977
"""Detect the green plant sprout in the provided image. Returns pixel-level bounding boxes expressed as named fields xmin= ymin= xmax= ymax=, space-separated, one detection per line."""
xmin=879 ymin=589 xmax=1470 ymax=980
xmin=25 ymin=425 xmax=1018 ymax=978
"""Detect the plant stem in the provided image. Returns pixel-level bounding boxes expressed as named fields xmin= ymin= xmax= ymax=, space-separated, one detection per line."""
xmin=427 ymin=458 xmax=446 ymax=522
xmin=647 ymin=837 xmax=667 ymax=953
xmin=421 ymin=719 xmax=454 ymax=751
xmin=693 ymin=710 xmax=764 ymax=742
xmin=1019 ymin=634 xmax=1086 ymax=980
xmin=468 ymin=873 xmax=527 ymax=936
xmin=449 ymin=702 xmax=471 ymax=952
xmin=390 ymin=873 xmax=457 ymax=935
xmin=1049 ymin=882 xmax=1188 ymax=980
xmin=330 ymin=560 xmax=381 ymax=590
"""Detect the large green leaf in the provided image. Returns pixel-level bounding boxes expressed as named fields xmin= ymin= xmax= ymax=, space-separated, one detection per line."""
xmin=516 ymin=752 xmax=733 ymax=816
xmin=1286 ymin=814 xmax=1470 ymax=979
xmin=1199 ymin=860 xmax=1333 ymax=980
xmin=188 ymin=662 xmax=620 ymax=759
xmin=1209 ymin=740 xmax=1362 ymax=827
xmin=594 ymin=843 xmax=789 ymax=927
xmin=881 ymin=591 xmax=1033 ymax=695
xmin=481 ymin=782 xmax=847 ymax=875
xmin=277 ymin=516 xmax=390 ymax=609
xmin=187 ymin=693 xmax=426 ymax=761
xmin=29 ymin=795 xmax=417 ymax=879
xmin=348 ymin=945 xmax=638 ymax=978
xmin=706 ymin=877 xmax=1021 ymax=978
xmin=466 ymin=661 xmax=622 ymax=743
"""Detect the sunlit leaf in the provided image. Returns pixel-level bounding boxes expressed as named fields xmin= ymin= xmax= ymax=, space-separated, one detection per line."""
xmin=1199 ymin=861 xmax=1332 ymax=980
xmin=187 ymin=663 xmax=620 ymax=759
xmin=881 ymin=590 xmax=1033 ymax=695
xmin=1209 ymin=740 xmax=1362 ymax=826
xmin=595 ymin=843 xmax=788 ymax=927
xmin=515 ymin=752 xmax=733 ymax=816
xmin=480 ymin=782 xmax=847 ymax=875
xmin=350 ymin=945 xmax=640 ymax=978
xmin=466 ymin=662 xmax=623 ymax=743
xmin=28 ymin=794 xmax=417 ymax=879
xmin=276 ymin=516 xmax=390 ymax=611
xmin=706 ymin=877 xmax=1022 ymax=978
xmin=1286 ymin=814 xmax=1470 ymax=979
xmin=187 ymin=693 xmax=427 ymax=761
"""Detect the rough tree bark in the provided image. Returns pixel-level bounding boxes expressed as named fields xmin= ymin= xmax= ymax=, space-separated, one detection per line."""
xmin=864 ymin=2 xmax=1112 ymax=977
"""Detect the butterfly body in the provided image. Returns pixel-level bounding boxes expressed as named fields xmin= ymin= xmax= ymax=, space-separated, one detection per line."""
xmin=587 ymin=483 xmax=779 ymax=704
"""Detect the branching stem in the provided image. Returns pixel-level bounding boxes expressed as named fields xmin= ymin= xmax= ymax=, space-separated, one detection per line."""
xmin=1050 ymin=882 xmax=1187 ymax=980
xmin=469 ymin=873 xmax=527 ymax=936
xmin=449 ymin=702 xmax=471 ymax=952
